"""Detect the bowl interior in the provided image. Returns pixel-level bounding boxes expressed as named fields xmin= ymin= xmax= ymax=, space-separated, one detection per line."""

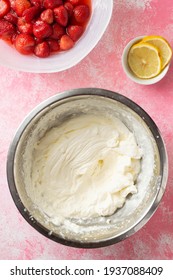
xmin=0 ymin=0 xmax=113 ymax=73
xmin=10 ymin=92 xmax=166 ymax=246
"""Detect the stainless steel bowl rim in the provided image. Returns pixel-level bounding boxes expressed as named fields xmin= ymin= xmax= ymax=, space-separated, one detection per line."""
xmin=6 ymin=88 xmax=168 ymax=248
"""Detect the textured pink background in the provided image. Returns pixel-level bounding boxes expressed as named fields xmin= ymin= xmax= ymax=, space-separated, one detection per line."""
xmin=0 ymin=0 xmax=173 ymax=259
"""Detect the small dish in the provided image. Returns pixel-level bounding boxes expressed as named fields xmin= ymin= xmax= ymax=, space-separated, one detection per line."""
xmin=122 ymin=36 xmax=170 ymax=85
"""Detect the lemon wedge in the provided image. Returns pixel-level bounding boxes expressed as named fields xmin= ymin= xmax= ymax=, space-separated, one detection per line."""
xmin=128 ymin=42 xmax=162 ymax=79
xmin=142 ymin=35 xmax=172 ymax=69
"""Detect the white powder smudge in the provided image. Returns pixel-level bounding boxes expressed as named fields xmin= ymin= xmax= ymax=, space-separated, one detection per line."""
xmin=117 ymin=0 xmax=152 ymax=10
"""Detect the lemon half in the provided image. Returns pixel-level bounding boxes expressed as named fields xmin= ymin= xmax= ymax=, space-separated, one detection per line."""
xmin=128 ymin=42 xmax=162 ymax=79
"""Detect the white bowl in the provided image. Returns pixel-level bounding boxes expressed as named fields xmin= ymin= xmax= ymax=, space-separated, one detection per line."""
xmin=0 ymin=0 xmax=113 ymax=73
xmin=122 ymin=36 xmax=170 ymax=85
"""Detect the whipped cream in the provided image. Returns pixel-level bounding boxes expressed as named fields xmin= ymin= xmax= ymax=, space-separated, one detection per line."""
xmin=27 ymin=114 xmax=142 ymax=221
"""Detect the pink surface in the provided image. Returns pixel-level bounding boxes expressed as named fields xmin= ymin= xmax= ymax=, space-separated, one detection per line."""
xmin=0 ymin=0 xmax=173 ymax=260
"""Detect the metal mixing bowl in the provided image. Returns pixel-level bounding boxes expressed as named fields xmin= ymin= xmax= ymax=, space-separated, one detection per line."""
xmin=7 ymin=88 xmax=168 ymax=248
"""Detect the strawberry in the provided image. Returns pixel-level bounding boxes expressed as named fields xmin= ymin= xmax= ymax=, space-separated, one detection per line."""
xmin=51 ymin=23 xmax=65 ymax=39
xmin=34 ymin=41 xmax=50 ymax=57
xmin=43 ymin=0 xmax=63 ymax=9
xmin=67 ymin=25 xmax=83 ymax=42
xmin=30 ymin=0 xmax=43 ymax=7
xmin=73 ymin=4 xmax=90 ymax=23
xmin=0 ymin=0 xmax=91 ymax=57
xmin=22 ymin=6 xmax=41 ymax=23
xmin=15 ymin=0 xmax=31 ymax=17
xmin=41 ymin=9 xmax=54 ymax=24
xmin=47 ymin=38 xmax=59 ymax=51
xmin=9 ymin=0 xmax=16 ymax=10
xmin=35 ymin=36 xmax=43 ymax=44
xmin=60 ymin=34 xmax=74 ymax=50
xmin=33 ymin=19 xmax=53 ymax=39
xmin=14 ymin=33 xmax=35 ymax=54
xmin=11 ymin=31 xmax=18 ymax=43
xmin=54 ymin=5 xmax=68 ymax=27
xmin=4 ymin=11 xmax=18 ymax=25
xmin=0 ymin=0 xmax=10 ymax=18
xmin=0 ymin=19 xmax=15 ymax=41
xmin=64 ymin=2 xmax=73 ymax=17
xmin=17 ymin=17 xmax=33 ymax=34
xmin=68 ymin=0 xmax=80 ymax=5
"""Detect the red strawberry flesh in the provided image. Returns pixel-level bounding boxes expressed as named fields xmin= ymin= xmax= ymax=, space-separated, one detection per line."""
xmin=18 ymin=17 xmax=33 ymax=34
xmin=22 ymin=6 xmax=40 ymax=23
xmin=4 ymin=11 xmax=18 ymax=25
xmin=51 ymin=22 xmax=65 ymax=40
xmin=64 ymin=2 xmax=74 ymax=17
xmin=30 ymin=0 xmax=43 ymax=7
xmin=73 ymin=4 xmax=90 ymax=23
xmin=43 ymin=0 xmax=63 ymax=9
xmin=68 ymin=0 xmax=80 ymax=5
xmin=34 ymin=41 xmax=50 ymax=57
xmin=67 ymin=25 xmax=84 ymax=42
xmin=15 ymin=0 xmax=31 ymax=17
xmin=54 ymin=5 xmax=68 ymax=27
xmin=41 ymin=9 xmax=54 ymax=24
xmin=33 ymin=19 xmax=53 ymax=39
xmin=47 ymin=38 xmax=59 ymax=52
xmin=0 ymin=0 xmax=10 ymax=18
xmin=14 ymin=33 xmax=35 ymax=54
xmin=0 ymin=19 xmax=15 ymax=40
xmin=60 ymin=34 xmax=74 ymax=50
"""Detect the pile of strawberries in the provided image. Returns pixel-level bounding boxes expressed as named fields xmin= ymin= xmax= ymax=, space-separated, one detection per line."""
xmin=0 ymin=0 xmax=91 ymax=57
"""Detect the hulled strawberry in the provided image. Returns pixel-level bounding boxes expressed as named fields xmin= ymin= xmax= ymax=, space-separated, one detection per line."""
xmin=15 ymin=0 xmax=31 ymax=17
xmin=73 ymin=4 xmax=90 ymax=23
xmin=51 ymin=22 xmax=65 ymax=39
xmin=54 ymin=5 xmax=68 ymax=26
xmin=17 ymin=17 xmax=33 ymax=34
xmin=33 ymin=19 xmax=53 ymax=39
xmin=14 ymin=33 xmax=35 ymax=54
xmin=60 ymin=34 xmax=74 ymax=50
xmin=0 ymin=19 xmax=15 ymax=41
xmin=34 ymin=41 xmax=50 ymax=57
xmin=41 ymin=9 xmax=54 ymax=24
xmin=22 ymin=6 xmax=41 ymax=23
xmin=67 ymin=25 xmax=83 ymax=42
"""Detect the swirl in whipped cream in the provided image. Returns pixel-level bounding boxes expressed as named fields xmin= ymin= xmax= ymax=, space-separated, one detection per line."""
xmin=27 ymin=114 xmax=142 ymax=220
